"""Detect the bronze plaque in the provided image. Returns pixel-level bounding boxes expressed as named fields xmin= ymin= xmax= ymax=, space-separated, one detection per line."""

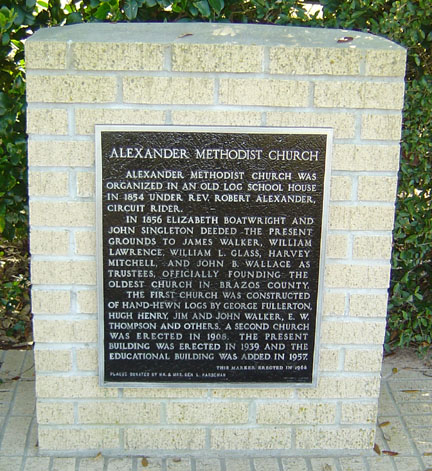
xmin=96 ymin=126 xmax=332 ymax=386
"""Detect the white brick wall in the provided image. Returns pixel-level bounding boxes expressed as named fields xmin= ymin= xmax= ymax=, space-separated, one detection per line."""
xmin=26 ymin=22 xmax=405 ymax=456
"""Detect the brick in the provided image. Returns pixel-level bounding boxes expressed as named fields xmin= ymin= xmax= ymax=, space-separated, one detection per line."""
xmin=211 ymin=427 xmax=291 ymax=450
xmin=319 ymin=348 xmax=340 ymax=371
xmin=314 ymin=82 xmax=405 ymax=109
xmin=33 ymin=319 xmax=97 ymax=343
xmin=123 ymin=77 xmax=213 ymax=104
xmin=330 ymin=176 xmax=352 ymax=201
xmin=323 ymin=292 xmax=346 ymax=317
xmin=256 ymin=403 xmax=336 ymax=424
xmin=38 ymin=427 xmax=119 ymax=450
xmin=77 ymin=290 xmax=97 ymax=313
xmin=365 ymin=50 xmax=406 ymax=77
xmin=326 ymin=234 xmax=348 ymax=259
xmin=344 ymin=349 xmax=383 ymax=372
xmin=27 ymin=75 xmax=117 ymax=103
xmin=357 ymin=176 xmax=398 ymax=202
xmin=124 ymin=428 xmax=205 ymax=450
xmin=325 ymin=264 xmax=390 ymax=289
xmin=30 ymin=201 xmax=95 ymax=227
xmin=36 ymin=376 xmax=117 ymax=398
xmin=27 ymin=109 xmax=69 ymax=135
xmin=78 ymin=402 xmax=160 ymax=424
xmin=219 ymin=79 xmax=309 ymax=107
xmin=30 ymin=230 xmax=70 ymax=255
xmin=28 ymin=171 xmax=69 ymax=196
xmin=166 ymin=402 xmax=249 ymax=424
xmin=31 ymin=289 xmax=71 ymax=314
xmin=329 ymin=206 xmax=396 ymax=231
xmin=75 ymin=231 xmax=96 ymax=256
xmin=76 ymin=172 xmax=95 ymax=197
xmin=350 ymin=294 xmax=388 ymax=317
xmin=296 ymin=427 xmax=375 ymax=449
xmin=75 ymin=109 xmax=165 ymax=135
xmin=76 ymin=348 xmax=98 ymax=371
xmin=172 ymin=44 xmax=263 ymax=72
xmin=267 ymin=112 xmax=355 ymax=139
xmin=321 ymin=320 xmax=386 ymax=345
xmin=31 ymin=260 xmax=96 ymax=285
xmin=36 ymin=401 xmax=74 ymax=424
xmin=26 ymin=41 xmax=67 ymax=69
xmin=73 ymin=42 xmax=164 ymax=70
xmin=124 ymin=388 xmax=207 ymax=399
xmin=28 ymin=140 xmax=94 ymax=167
xmin=361 ymin=114 xmax=403 ymax=140
xmin=332 ymin=144 xmax=401 ymax=172
xmin=353 ymin=236 xmax=392 ymax=260
xmin=211 ymin=388 xmax=294 ymax=399
xmin=34 ymin=349 xmax=72 ymax=371
xmin=171 ymin=110 xmax=261 ymax=127
xmin=298 ymin=376 xmax=380 ymax=399
xmin=270 ymin=47 xmax=362 ymax=75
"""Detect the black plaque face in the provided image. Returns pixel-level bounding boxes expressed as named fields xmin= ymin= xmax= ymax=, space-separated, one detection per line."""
xmin=96 ymin=126 xmax=331 ymax=386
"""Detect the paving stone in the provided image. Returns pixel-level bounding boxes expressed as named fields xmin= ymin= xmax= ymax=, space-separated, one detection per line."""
xmin=408 ymin=427 xmax=432 ymax=454
xmin=367 ymin=456 xmax=395 ymax=471
xmin=0 ymin=456 xmax=23 ymax=470
xmin=194 ymin=458 xmax=222 ymax=471
xmin=166 ymin=458 xmax=192 ymax=470
xmin=26 ymin=420 xmax=39 ymax=456
xmin=393 ymin=456 xmax=423 ymax=471
xmin=12 ymin=381 xmax=36 ymax=416
xmin=0 ymin=416 xmax=32 ymax=454
xmin=78 ymin=456 xmax=105 ymax=470
xmin=0 ymin=386 xmax=14 ymax=415
xmin=377 ymin=416 xmax=415 ymax=453
xmin=52 ymin=457 xmax=77 ymax=471
xmin=224 ymin=458 xmax=252 ymax=471
xmin=137 ymin=457 xmax=163 ymax=470
xmin=1 ymin=351 xmax=25 ymax=377
xmin=23 ymin=456 xmax=51 ymax=470
xmin=377 ymin=385 xmax=398 ymax=416
xmin=400 ymin=402 xmax=432 ymax=414
xmin=281 ymin=457 xmax=308 ymax=471
xmin=106 ymin=457 xmax=134 ymax=470
xmin=253 ymin=457 xmax=280 ymax=471
xmin=311 ymin=457 xmax=338 ymax=471
xmin=339 ymin=456 xmax=368 ymax=471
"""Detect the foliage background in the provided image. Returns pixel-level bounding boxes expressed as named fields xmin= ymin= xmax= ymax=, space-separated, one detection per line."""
xmin=1 ymin=0 xmax=431 ymax=352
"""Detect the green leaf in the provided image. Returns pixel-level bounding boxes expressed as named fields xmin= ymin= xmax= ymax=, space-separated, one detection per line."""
xmin=194 ymin=0 xmax=211 ymax=17
xmin=66 ymin=11 xmax=83 ymax=24
xmin=124 ymin=0 xmax=138 ymax=19
xmin=208 ymin=0 xmax=224 ymax=14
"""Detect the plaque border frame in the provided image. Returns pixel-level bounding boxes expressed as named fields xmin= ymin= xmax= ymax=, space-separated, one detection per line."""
xmin=96 ymin=125 xmax=333 ymax=388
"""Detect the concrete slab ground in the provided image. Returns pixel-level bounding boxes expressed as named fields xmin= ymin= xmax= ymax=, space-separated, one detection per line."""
xmin=0 ymin=349 xmax=431 ymax=471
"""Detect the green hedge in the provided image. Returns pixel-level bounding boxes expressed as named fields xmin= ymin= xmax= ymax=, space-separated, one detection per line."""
xmin=1 ymin=0 xmax=431 ymax=353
